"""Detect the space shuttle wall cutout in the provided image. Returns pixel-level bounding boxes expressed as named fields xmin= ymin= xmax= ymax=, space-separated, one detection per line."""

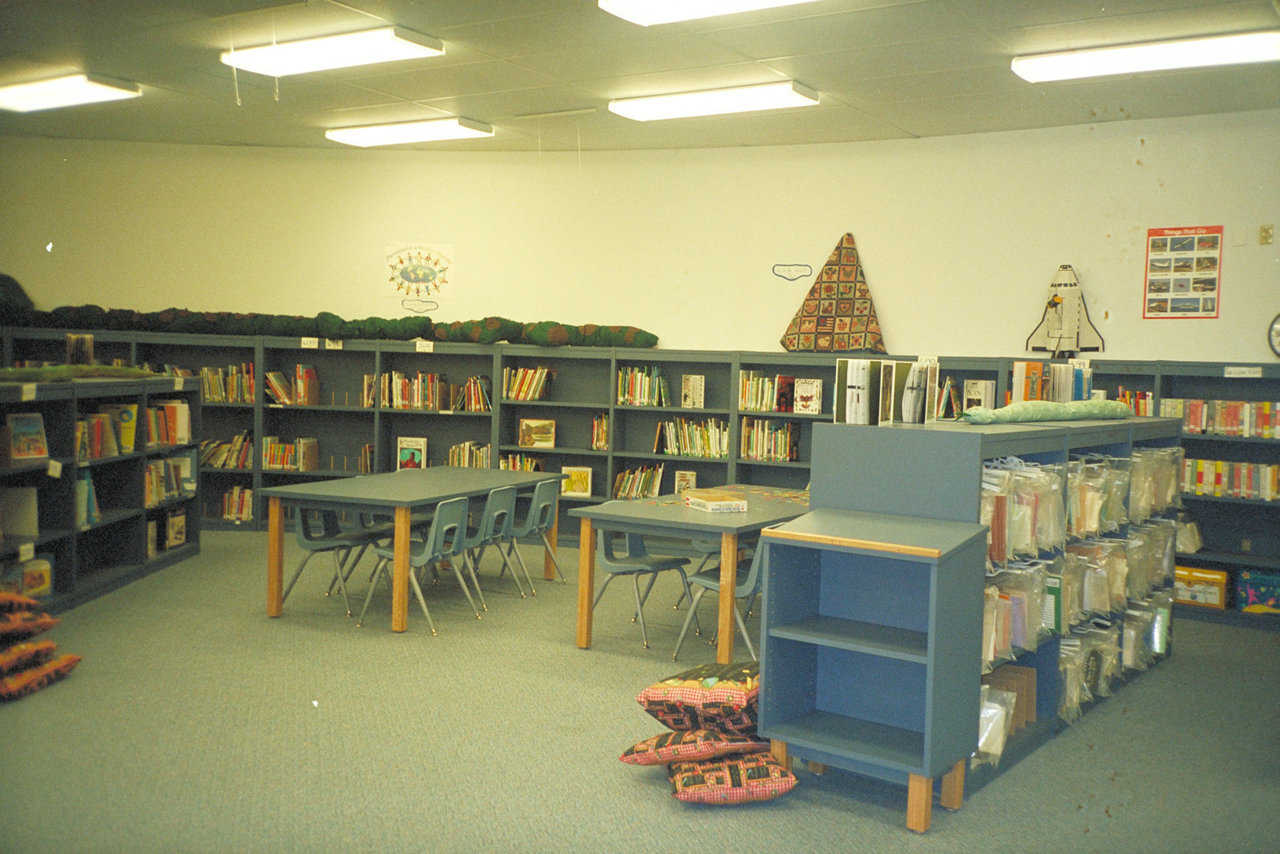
xmin=1025 ymin=264 xmax=1105 ymax=358
xmin=781 ymin=233 xmax=887 ymax=353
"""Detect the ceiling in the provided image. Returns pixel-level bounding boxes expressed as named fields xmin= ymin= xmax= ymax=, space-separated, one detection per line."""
xmin=0 ymin=0 xmax=1277 ymax=152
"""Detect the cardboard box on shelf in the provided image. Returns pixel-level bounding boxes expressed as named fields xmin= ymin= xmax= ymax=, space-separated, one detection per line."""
xmin=1174 ymin=566 xmax=1228 ymax=610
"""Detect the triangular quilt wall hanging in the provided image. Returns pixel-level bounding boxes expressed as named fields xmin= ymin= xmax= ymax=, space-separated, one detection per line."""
xmin=780 ymin=233 xmax=887 ymax=354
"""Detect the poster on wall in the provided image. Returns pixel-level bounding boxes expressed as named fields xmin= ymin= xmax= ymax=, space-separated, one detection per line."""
xmin=386 ymin=245 xmax=452 ymax=314
xmin=1142 ymin=226 xmax=1221 ymax=319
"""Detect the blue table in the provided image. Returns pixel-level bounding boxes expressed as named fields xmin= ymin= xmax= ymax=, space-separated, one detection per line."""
xmin=264 ymin=467 xmax=561 ymax=632
xmin=569 ymin=484 xmax=808 ymax=662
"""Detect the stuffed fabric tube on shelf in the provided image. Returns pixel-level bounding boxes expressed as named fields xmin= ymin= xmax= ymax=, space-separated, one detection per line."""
xmin=962 ymin=399 xmax=1132 ymax=424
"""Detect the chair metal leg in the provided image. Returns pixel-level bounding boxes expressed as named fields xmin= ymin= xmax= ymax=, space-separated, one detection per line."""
xmin=505 ymin=540 xmax=533 ymax=598
xmin=672 ymin=587 xmax=708 ymax=660
xmin=463 ymin=551 xmax=489 ymax=613
xmin=632 ymin=573 xmax=650 ymax=649
xmin=673 ymin=568 xmax=700 ymax=637
xmin=329 ymin=550 xmax=354 ymax=617
xmin=407 ymin=569 xmax=438 ymax=636
xmin=281 ymin=551 xmax=317 ymax=605
xmin=538 ymin=531 xmax=566 ymax=582
xmin=355 ymin=557 xmax=388 ymax=627
xmin=450 ymin=556 xmax=484 ymax=619
xmin=498 ymin=540 xmax=534 ymax=598
xmin=733 ymin=602 xmax=757 ymax=661
xmin=591 ymin=573 xmax=619 ymax=609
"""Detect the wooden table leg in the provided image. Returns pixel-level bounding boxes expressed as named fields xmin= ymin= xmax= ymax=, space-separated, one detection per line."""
xmin=716 ymin=532 xmax=739 ymax=664
xmin=544 ymin=511 xmax=559 ymax=581
xmin=266 ymin=497 xmax=284 ymax=617
xmin=906 ymin=773 xmax=933 ymax=833
xmin=391 ymin=506 xmax=411 ymax=633
xmin=575 ymin=518 xmax=595 ymax=648
xmin=940 ymin=759 xmax=965 ymax=810
xmin=770 ymin=740 xmax=789 ymax=766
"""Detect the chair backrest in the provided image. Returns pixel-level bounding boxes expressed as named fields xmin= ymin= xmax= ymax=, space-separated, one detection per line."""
xmin=422 ymin=497 xmax=469 ymax=563
xmin=736 ymin=542 xmax=766 ymax=598
xmin=528 ymin=478 xmax=559 ymax=534
xmin=596 ymin=531 xmax=649 ymax=567
xmin=479 ymin=486 xmax=517 ymax=540
xmin=295 ymin=508 xmax=342 ymax=545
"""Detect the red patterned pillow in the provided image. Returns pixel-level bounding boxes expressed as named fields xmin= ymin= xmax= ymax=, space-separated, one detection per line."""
xmin=668 ymin=754 xmax=797 ymax=805
xmin=0 ymin=591 xmax=41 ymax=613
xmin=621 ymin=729 xmax=771 ymax=766
xmin=0 ymin=653 xmax=81 ymax=702
xmin=636 ymin=662 xmax=760 ymax=736
xmin=0 ymin=639 xmax=57 ymax=675
xmin=0 ymin=611 xmax=59 ymax=644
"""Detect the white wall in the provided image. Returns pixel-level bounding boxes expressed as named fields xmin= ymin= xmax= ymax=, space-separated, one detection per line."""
xmin=3 ymin=107 xmax=1277 ymax=361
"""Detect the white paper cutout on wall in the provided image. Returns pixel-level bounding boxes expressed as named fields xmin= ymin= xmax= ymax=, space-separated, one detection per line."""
xmin=386 ymin=245 xmax=452 ymax=313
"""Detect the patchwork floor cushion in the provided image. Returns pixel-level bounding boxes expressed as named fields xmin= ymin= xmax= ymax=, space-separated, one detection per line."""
xmin=0 ymin=592 xmax=41 ymax=613
xmin=0 ymin=653 xmax=81 ymax=702
xmin=0 ymin=639 xmax=57 ymax=675
xmin=621 ymin=729 xmax=770 ymax=766
xmin=636 ymin=661 xmax=760 ymax=736
xmin=0 ymin=611 xmax=59 ymax=643
xmin=667 ymin=753 xmax=797 ymax=805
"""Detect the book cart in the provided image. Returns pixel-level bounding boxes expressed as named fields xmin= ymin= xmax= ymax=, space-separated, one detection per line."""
xmin=0 ymin=376 xmax=201 ymax=612
xmin=755 ymin=416 xmax=1181 ymax=832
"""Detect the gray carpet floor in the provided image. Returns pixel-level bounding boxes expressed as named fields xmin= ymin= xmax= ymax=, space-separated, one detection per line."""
xmin=1 ymin=530 xmax=1277 ymax=853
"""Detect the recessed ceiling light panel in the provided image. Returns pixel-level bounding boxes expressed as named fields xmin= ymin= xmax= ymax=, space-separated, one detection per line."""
xmin=599 ymin=0 xmax=820 ymax=26
xmin=221 ymin=26 xmax=444 ymax=77
xmin=608 ymin=81 xmax=819 ymax=121
xmin=324 ymin=117 xmax=494 ymax=147
xmin=0 ymin=73 xmax=141 ymax=112
xmin=1011 ymin=30 xmax=1280 ymax=82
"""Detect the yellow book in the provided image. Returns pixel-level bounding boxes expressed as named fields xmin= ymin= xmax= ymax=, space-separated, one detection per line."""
xmin=99 ymin=403 xmax=139 ymax=453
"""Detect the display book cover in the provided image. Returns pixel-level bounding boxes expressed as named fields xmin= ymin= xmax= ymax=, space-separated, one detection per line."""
xmin=1 ymin=412 xmax=49 ymax=466
xmin=396 ymin=436 xmax=427 ymax=469
xmin=682 ymin=487 xmax=747 ymax=513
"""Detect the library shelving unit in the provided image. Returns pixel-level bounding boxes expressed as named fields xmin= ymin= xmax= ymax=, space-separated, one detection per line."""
xmin=733 ymin=351 xmax=838 ymax=490
xmin=759 ymin=508 xmax=987 ymax=833
xmin=756 ymin=416 xmax=1181 ymax=828
xmin=0 ymin=376 xmax=202 ymax=612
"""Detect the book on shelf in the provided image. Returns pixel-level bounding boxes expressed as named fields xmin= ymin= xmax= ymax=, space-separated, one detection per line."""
xmin=147 ymin=399 xmax=191 ymax=445
xmin=293 ymin=363 xmax=318 ymax=406
xmin=74 ymin=472 xmax=100 ymax=528
xmin=0 ymin=487 xmax=39 ymax=538
xmin=773 ymin=375 xmax=795 ymax=412
xmin=220 ymin=485 xmax=254 ymax=522
xmin=680 ymin=374 xmax=705 ymax=409
xmin=500 ymin=453 xmax=542 ymax=472
xmin=447 ymin=441 xmax=491 ymax=468
xmin=835 ymin=358 xmax=885 ymax=425
xmin=358 ymin=444 xmax=374 ymax=474
xmin=503 ymin=365 xmax=552 ymax=401
xmin=264 ymin=370 xmax=293 ymax=405
xmin=165 ymin=509 xmax=187 ymax=548
xmin=896 ymin=360 xmax=930 ymax=425
xmin=261 ymin=436 xmax=296 ymax=470
xmin=591 ymin=412 xmax=609 ymax=451
xmin=396 ymin=436 xmax=427 ymax=470
xmin=518 ymin=418 xmax=556 ymax=449
xmin=98 ymin=403 xmax=138 ymax=452
xmin=611 ymin=463 xmax=664 ymax=499
xmin=653 ymin=416 xmax=729 ymax=458
xmin=560 ymin=465 xmax=592 ymax=498
xmin=740 ymin=416 xmax=798 ymax=462
xmin=922 ymin=361 xmax=940 ymax=424
xmin=683 ymin=487 xmax=747 ymax=513
xmin=793 ymin=378 xmax=822 ymax=415
xmin=673 ymin=470 xmax=697 ymax=493
xmin=296 ymin=437 xmax=320 ymax=472
xmin=877 ymin=360 xmax=913 ymax=425
xmin=1 ymin=412 xmax=49 ymax=465
xmin=617 ymin=365 xmax=670 ymax=407
xmin=146 ymin=519 xmax=159 ymax=558
xmin=82 ymin=413 xmax=119 ymax=459
xmin=65 ymin=332 xmax=94 ymax=365
xmin=963 ymin=379 xmax=996 ymax=412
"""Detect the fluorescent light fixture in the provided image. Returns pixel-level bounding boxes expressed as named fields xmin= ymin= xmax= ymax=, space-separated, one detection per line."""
xmin=599 ymin=0 xmax=820 ymax=26
xmin=608 ymin=80 xmax=818 ymax=121
xmin=0 ymin=73 xmax=140 ymax=112
xmin=1011 ymin=30 xmax=1280 ymax=82
xmin=325 ymin=117 xmax=494 ymax=147
xmin=220 ymin=26 xmax=444 ymax=77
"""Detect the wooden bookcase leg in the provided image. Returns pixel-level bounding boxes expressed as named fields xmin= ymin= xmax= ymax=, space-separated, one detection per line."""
xmin=906 ymin=774 xmax=932 ymax=833
xmin=940 ymin=759 xmax=965 ymax=810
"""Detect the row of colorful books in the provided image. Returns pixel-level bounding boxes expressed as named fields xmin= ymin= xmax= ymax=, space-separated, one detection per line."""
xmin=447 ymin=441 xmax=491 ymax=468
xmin=144 ymin=452 xmax=197 ymax=507
xmin=499 ymin=453 xmax=541 ymax=472
xmin=263 ymin=364 xmax=318 ymax=406
xmin=261 ymin=436 xmax=320 ymax=471
xmin=612 ymin=463 xmax=664 ymax=499
xmin=199 ymin=431 xmax=253 ymax=469
xmin=1183 ymin=458 xmax=1278 ymax=500
xmin=591 ymin=412 xmax=609 ymax=451
xmin=502 ymin=365 xmax=553 ymax=401
xmin=737 ymin=371 xmax=823 ymax=414
xmin=652 ymin=417 xmax=730 ymax=458
xmin=362 ymin=372 xmax=492 ymax=412
xmin=1161 ymin=397 xmax=1279 ymax=438
xmin=217 ymin=487 xmax=254 ymax=523
xmin=146 ymin=510 xmax=187 ymax=557
xmin=617 ymin=365 xmax=671 ymax=407
xmin=200 ymin=363 xmax=255 ymax=404
xmin=1011 ymin=359 xmax=1094 ymax=404
xmin=740 ymin=417 xmax=799 ymax=462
